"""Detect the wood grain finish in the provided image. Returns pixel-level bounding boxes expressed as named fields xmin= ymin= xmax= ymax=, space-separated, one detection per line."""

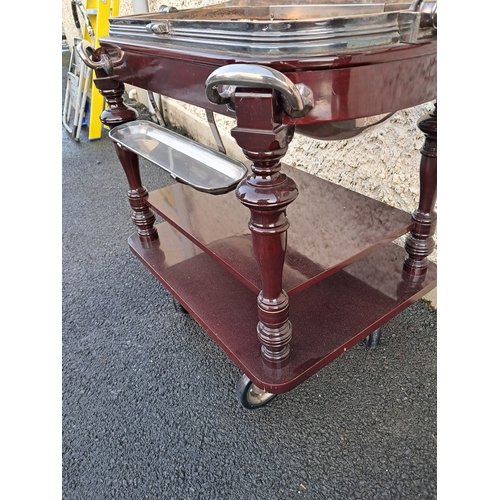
xmin=231 ymin=89 xmax=298 ymax=366
xmin=92 ymin=74 xmax=158 ymax=244
xmin=128 ymin=222 xmax=436 ymax=393
xmin=92 ymin=28 xmax=438 ymax=393
xmin=145 ymin=164 xmax=413 ymax=295
xmin=404 ymin=103 xmax=437 ymax=275
xmin=93 ymin=75 xmax=138 ymax=127
xmin=99 ymin=39 xmax=436 ymax=124
xmin=115 ymin=145 xmax=159 ymax=244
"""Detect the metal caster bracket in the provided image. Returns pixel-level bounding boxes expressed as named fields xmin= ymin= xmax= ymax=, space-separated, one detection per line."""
xmin=364 ymin=327 xmax=382 ymax=349
xmin=236 ymin=374 xmax=277 ymax=409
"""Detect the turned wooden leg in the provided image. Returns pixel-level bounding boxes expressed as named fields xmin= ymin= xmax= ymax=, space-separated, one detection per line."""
xmin=232 ymin=89 xmax=298 ymax=367
xmin=404 ymin=103 xmax=437 ymax=276
xmin=115 ymin=145 xmax=158 ymax=244
xmin=92 ymin=74 xmax=158 ymax=244
xmin=93 ymin=76 xmax=138 ymax=128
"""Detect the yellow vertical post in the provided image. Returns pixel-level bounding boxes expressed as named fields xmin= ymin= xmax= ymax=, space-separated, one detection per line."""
xmin=111 ymin=0 xmax=120 ymax=17
xmin=83 ymin=0 xmax=120 ymax=140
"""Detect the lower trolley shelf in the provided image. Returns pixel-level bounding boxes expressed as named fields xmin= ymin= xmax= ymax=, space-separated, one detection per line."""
xmin=129 ymin=222 xmax=437 ymax=394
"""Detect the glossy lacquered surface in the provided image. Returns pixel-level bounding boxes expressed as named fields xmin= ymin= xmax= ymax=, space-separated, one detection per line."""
xmin=99 ymin=38 xmax=436 ymax=125
xmin=146 ymin=163 xmax=412 ymax=296
xmin=129 ymin=222 xmax=436 ymax=393
xmin=92 ymin=7 xmax=437 ymax=389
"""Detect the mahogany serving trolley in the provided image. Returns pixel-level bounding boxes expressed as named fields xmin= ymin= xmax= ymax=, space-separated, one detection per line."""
xmin=77 ymin=0 xmax=437 ymax=408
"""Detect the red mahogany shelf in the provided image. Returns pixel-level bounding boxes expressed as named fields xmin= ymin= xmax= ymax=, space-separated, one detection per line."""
xmin=131 ymin=165 xmax=437 ymax=393
xmin=129 ymin=221 xmax=436 ymax=394
xmin=145 ymin=163 xmax=413 ymax=297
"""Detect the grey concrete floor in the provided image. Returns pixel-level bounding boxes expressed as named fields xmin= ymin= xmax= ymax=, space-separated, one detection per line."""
xmin=62 ymin=50 xmax=437 ymax=500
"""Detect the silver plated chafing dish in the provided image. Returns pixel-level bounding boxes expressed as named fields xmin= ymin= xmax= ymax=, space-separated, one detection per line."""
xmin=108 ymin=0 xmax=437 ymax=57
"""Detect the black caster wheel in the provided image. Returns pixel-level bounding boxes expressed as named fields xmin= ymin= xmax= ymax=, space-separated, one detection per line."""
xmin=173 ymin=300 xmax=189 ymax=314
xmin=364 ymin=327 xmax=382 ymax=349
xmin=236 ymin=374 xmax=277 ymax=409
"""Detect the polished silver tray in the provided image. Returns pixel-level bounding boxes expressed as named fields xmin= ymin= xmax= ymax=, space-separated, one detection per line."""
xmin=109 ymin=121 xmax=248 ymax=195
xmin=107 ymin=0 xmax=437 ymax=57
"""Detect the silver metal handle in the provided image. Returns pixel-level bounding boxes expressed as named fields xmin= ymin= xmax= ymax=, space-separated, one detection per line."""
xmin=205 ymin=109 xmax=226 ymax=155
xmin=158 ymin=5 xmax=178 ymax=13
xmin=412 ymin=0 xmax=437 ymax=29
xmin=76 ymin=40 xmax=113 ymax=74
xmin=419 ymin=1 xmax=437 ymax=29
xmin=205 ymin=64 xmax=313 ymax=118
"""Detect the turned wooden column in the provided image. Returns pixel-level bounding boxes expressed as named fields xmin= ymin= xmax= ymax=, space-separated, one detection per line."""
xmin=404 ymin=103 xmax=437 ymax=275
xmin=114 ymin=145 xmax=158 ymax=244
xmin=231 ymin=88 xmax=298 ymax=367
xmin=92 ymin=59 xmax=158 ymax=244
